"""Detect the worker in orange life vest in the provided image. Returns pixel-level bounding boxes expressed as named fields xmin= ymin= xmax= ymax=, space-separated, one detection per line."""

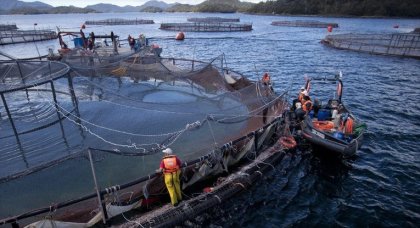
xmin=295 ymin=92 xmax=312 ymax=120
xmin=292 ymin=87 xmax=306 ymax=111
xmin=262 ymin=72 xmax=271 ymax=85
xmin=301 ymin=95 xmax=313 ymax=113
xmin=157 ymin=148 xmax=182 ymax=206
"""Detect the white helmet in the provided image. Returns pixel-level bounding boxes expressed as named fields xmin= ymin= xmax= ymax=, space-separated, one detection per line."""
xmin=162 ymin=148 xmax=173 ymax=154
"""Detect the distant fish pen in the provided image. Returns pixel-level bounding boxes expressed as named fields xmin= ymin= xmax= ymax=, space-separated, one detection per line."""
xmin=187 ymin=17 xmax=240 ymax=23
xmin=160 ymin=22 xmax=252 ymax=32
xmin=0 ymin=24 xmax=18 ymax=31
xmin=271 ymin=20 xmax=338 ymax=28
xmin=0 ymin=29 xmax=57 ymax=45
xmin=85 ymin=18 xmax=154 ymax=25
xmin=321 ymin=33 xmax=420 ymax=59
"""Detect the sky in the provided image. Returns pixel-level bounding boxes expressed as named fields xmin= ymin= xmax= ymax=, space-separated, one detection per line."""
xmin=22 ymin=0 xmax=266 ymax=8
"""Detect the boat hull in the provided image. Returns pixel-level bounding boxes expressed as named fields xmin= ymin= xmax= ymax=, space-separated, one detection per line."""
xmin=301 ymin=116 xmax=364 ymax=157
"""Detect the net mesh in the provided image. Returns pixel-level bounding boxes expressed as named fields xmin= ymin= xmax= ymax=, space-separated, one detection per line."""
xmin=322 ymin=33 xmax=420 ymax=58
xmin=0 ymin=53 xmax=287 ymax=225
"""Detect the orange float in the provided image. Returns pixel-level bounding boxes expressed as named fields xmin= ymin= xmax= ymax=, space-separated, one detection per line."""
xmin=176 ymin=32 xmax=185 ymax=41
xmin=279 ymin=136 xmax=297 ymax=149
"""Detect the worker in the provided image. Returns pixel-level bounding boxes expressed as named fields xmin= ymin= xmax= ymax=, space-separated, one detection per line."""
xmin=292 ymin=87 xmax=306 ymax=111
xmin=261 ymin=72 xmax=274 ymax=93
xmin=295 ymin=93 xmax=312 ymax=120
xmin=262 ymin=72 xmax=271 ymax=85
xmin=157 ymin=148 xmax=182 ymax=206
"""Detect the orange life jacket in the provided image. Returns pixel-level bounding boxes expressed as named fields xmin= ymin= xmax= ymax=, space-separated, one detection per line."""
xmin=341 ymin=117 xmax=354 ymax=134
xmin=262 ymin=73 xmax=270 ymax=83
xmin=302 ymin=100 xmax=313 ymax=112
xmin=298 ymin=93 xmax=304 ymax=102
xmin=163 ymin=155 xmax=179 ymax=173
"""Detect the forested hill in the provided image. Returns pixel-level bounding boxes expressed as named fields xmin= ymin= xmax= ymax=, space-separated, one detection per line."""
xmin=248 ymin=0 xmax=420 ymax=17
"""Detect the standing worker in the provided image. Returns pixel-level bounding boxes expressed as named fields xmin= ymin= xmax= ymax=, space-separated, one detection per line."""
xmin=157 ymin=148 xmax=183 ymax=206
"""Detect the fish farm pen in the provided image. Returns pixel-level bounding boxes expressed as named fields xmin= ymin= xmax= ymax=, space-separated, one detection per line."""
xmin=0 ymin=24 xmax=18 ymax=31
xmin=85 ymin=18 xmax=155 ymax=25
xmin=0 ymin=53 xmax=287 ymax=227
xmin=187 ymin=17 xmax=240 ymax=23
xmin=0 ymin=29 xmax=57 ymax=45
xmin=271 ymin=20 xmax=338 ymax=28
xmin=321 ymin=33 xmax=420 ymax=59
xmin=160 ymin=22 xmax=252 ymax=32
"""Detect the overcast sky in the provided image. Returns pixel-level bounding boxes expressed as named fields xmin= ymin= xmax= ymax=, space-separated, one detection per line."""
xmin=22 ymin=0 xmax=266 ymax=7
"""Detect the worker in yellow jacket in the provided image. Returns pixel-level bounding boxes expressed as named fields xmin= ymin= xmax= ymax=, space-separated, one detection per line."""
xmin=157 ymin=148 xmax=182 ymax=206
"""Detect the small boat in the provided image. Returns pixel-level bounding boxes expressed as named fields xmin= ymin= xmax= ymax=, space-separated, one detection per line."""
xmin=296 ymin=73 xmax=366 ymax=157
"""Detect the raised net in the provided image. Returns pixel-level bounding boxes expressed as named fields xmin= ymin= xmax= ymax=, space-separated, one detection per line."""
xmin=0 ymin=53 xmax=287 ymax=226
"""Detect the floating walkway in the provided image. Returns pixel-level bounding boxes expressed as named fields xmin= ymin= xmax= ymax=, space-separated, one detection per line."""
xmin=160 ymin=22 xmax=252 ymax=32
xmin=0 ymin=29 xmax=57 ymax=45
xmin=120 ymin=138 xmax=290 ymax=228
xmin=187 ymin=17 xmax=240 ymax=23
xmin=321 ymin=32 xmax=420 ymax=59
xmin=85 ymin=18 xmax=154 ymax=25
xmin=271 ymin=20 xmax=338 ymax=28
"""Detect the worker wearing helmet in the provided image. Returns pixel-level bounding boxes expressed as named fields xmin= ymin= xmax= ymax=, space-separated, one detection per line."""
xmin=157 ymin=148 xmax=182 ymax=206
xmin=292 ymin=87 xmax=306 ymax=111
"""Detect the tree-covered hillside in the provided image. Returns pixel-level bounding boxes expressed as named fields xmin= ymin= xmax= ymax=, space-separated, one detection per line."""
xmin=248 ymin=0 xmax=420 ymax=17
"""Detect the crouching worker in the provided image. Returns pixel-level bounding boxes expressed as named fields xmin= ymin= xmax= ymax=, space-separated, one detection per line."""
xmin=156 ymin=148 xmax=182 ymax=206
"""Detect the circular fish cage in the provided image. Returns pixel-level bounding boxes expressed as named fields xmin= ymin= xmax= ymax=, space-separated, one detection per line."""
xmin=321 ymin=33 xmax=420 ymax=59
xmin=0 ymin=54 xmax=287 ymax=227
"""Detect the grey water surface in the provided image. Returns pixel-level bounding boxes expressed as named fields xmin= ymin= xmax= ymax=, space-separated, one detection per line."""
xmin=0 ymin=12 xmax=419 ymax=227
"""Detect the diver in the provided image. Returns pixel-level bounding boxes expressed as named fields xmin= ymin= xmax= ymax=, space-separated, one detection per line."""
xmin=156 ymin=148 xmax=183 ymax=206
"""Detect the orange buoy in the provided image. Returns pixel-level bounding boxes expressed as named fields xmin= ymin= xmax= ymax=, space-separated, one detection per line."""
xmin=327 ymin=25 xmax=333 ymax=32
xmin=279 ymin=136 xmax=297 ymax=149
xmin=176 ymin=32 xmax=185 ymax=41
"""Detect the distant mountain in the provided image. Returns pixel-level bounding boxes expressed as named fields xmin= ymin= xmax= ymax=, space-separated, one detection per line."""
xmin=165 ymin=0 xmax=254 ymax=13
xmin=85 ymin=3 xmax=138 ymax=13
xmin=197 ymin=0 xmax=254 ymax=12
xmin=0 ymin=0 xmax=94 ymax=14
xmin=86 ymin=1 xmax=175 ymax=13
xmin=8 ymin=6 xmax=96 ymax=14
xmin=0 ymin=0 xmax=52 ymax=11
xmin=165 ymin=3 xmax=195 ymax=12
xmin=139 ymin=0 xmax=174 ymax=10
xmin=140 ymin=6 xmax=164 ymax=13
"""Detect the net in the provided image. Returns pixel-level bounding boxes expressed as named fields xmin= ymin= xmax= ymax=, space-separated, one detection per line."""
xmin=322 ymin=33 xmax=420 ymax=58
xmin=0 ymin=53 xmax=287 ymax=226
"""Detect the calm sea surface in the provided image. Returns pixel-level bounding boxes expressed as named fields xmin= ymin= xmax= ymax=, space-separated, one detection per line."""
xmin=0 ymin=12 xmax=419 ymax=227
